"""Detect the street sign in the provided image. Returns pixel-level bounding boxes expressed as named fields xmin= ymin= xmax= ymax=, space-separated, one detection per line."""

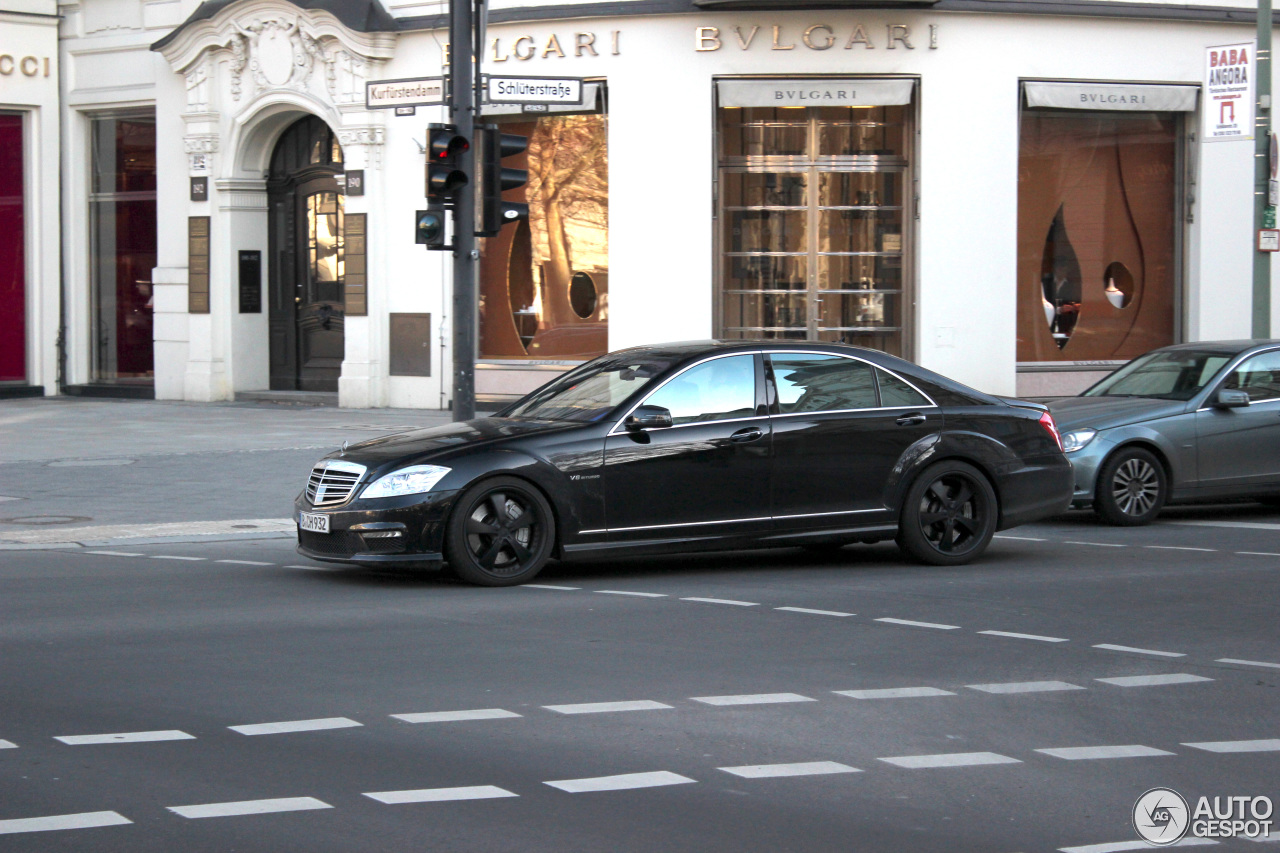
xmin=1259 ymin=229 xmax=1280 ymax=252
xmin=366 ymin=77 xmax=446 ymax=110
xmin=484 ymin=75 xmax=583 ymax=106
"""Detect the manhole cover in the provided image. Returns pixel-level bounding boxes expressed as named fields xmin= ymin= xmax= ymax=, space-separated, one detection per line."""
xmin=0 ymin=515 xmax=93 ymax=526
xmin=47 ymin=459 xmax=136 ymax=468
xmin=231 ymin=524 xmax=259 ymax=529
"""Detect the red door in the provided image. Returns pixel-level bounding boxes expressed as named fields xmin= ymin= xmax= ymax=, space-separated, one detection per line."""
xmin=0 ymin=114 xmax=24 ymax=382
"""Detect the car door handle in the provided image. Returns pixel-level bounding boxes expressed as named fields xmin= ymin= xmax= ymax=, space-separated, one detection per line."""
xmin=896 ymin=412 xmax=927 ymax=426
xmin=730 ymin=427 xmax=764 ymax=443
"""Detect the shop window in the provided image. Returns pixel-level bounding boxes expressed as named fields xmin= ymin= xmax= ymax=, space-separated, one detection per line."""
xmin=717 ymin=91 xmax=913 ymax=358
xmin=1017 ymin=110 xmax=1177 ymax=362
xmin=0 ymin=113 xmax=25 ymax=383
xmin=478 ymin=112 xmax=608 ymax=359
xmin=90 ymin=114 xmax=157 ymax=383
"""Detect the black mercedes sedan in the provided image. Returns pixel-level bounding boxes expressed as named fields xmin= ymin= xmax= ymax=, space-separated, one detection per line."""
xmin=296 ymin=341 xmax=1072 ymax=585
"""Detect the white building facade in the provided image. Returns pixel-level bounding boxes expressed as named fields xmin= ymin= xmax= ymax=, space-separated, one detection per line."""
xmin=5 ymin=0 xmax=1280 ymax=405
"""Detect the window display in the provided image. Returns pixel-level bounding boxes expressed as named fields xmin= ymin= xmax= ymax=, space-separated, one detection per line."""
xmin=0 ymin=113 xmax=24 ymax=383
xmin=1017 ymin=110 xmax=1178 ymax=362
xmin=479 ymin=112 xmax=608 ymax=360
xmin=718 ymin=102 xmax=910 ymax=356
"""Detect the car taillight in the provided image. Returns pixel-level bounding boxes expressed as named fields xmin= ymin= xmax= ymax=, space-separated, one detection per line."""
xmin=1039 ymin=411 xmax=1064 ymax=452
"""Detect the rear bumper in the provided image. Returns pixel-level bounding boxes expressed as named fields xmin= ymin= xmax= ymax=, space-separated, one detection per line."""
xmin=997 ymin=458 xmax=1074 ymax=529
xmin=293 ymin=488 xmax=460 ymax=567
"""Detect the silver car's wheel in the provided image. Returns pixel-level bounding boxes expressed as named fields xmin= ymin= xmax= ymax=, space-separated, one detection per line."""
xmin=1095 ymin=447 xmax=1166 ymax=526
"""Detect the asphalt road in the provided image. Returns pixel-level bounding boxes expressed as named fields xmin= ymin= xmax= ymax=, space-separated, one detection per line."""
xmin=2 ymin=510 xmax=1278 ymax=852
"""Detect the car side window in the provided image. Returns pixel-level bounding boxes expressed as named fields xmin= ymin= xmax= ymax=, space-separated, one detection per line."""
xmin=643 ymin=355 xmax=757 ymax=425
xmin=1223 ymin=350 xmax=1280 ymax=402
xmin=769 ymin=354 xmax=878 ymax=413
xmin=877 ymin=369 xmax=931 ymax=407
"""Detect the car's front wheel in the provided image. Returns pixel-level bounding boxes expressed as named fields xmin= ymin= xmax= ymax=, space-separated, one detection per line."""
xmin=1094 ymin=447 xmax=1166 ymax=526
xmin=896 ymin=461 xmax=998 ymax=566
xmin=444 ymin=476 xmax=555 ymax=586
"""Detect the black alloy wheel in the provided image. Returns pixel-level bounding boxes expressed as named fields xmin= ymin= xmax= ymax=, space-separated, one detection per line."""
xmin=444 ymin=476 xmax=555 ymax=586
xmin=1094 ymin=447 xmax=1166 ymax=526
xmin=896 ymin=460 xmax=997 ymax=566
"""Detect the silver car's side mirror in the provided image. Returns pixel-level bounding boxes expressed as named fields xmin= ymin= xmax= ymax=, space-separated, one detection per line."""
xmin=625 ymin=405 xmax=674 ymax=430
xmin=1215 ymin=388 xmax=1251 ymax=408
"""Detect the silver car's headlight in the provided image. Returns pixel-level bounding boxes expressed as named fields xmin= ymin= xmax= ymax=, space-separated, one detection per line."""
xmin=361 ymin=465 xmax=452 ymax=498
xmin=1061 ymin=429 xmax=1097 ymax=453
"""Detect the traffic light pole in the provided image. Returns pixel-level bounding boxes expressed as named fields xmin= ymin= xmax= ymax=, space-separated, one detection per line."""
xmin=449 ymin=0 xmax=478 ymax=421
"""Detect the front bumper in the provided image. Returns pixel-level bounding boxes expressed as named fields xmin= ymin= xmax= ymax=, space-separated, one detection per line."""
xmin=1064 ymin=441 xmax=1109 ymax=507
xmin=293 ymin=488 xmax=461 ymax=569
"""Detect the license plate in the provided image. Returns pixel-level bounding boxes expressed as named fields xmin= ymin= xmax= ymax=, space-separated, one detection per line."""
xmin=298 ymin=512 xmax=330 ymax=534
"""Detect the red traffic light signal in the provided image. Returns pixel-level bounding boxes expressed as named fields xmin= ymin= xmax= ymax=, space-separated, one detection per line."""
xmin=426 ymin=124 xmax=469 ymax=202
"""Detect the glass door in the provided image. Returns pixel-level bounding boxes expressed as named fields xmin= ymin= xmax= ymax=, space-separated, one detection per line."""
xmin=718 ymin=103 xmax=912 ymax=357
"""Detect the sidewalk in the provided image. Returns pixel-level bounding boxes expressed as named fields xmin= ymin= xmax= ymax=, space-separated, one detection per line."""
xmin=0 ymin=397 xmax=453 ymax=550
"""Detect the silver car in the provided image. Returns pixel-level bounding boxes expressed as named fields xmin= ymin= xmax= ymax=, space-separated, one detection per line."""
xmin=1048 ymin=340 xmax=1280 ymax=525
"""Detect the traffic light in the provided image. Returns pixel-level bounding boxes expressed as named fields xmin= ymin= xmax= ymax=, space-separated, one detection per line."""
xmin=477 ymin=124 xmax=530 ymax=236
xmin=426 ymin=123 xmax=469 ymax=204
xmin=415 ymin=205 xmax=447 ymax=250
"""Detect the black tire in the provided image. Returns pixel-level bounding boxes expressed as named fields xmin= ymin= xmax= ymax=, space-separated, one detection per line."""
xmin=1093 ymin=447 xmax=1166 ymax=526
xmin=895 ymin=460 xmax=998 ymax=566
xmin=444 ymin=476 xmax=555 ymax=586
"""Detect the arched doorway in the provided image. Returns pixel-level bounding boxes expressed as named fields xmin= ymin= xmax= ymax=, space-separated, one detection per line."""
xmin=267 ymin=115 xmax=345 ymax=391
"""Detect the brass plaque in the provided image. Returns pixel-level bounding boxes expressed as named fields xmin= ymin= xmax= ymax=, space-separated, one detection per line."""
xmin=188 ymin=216 xmax=211 ymax=314
xmin=344 ymin=213 xmax=367 ymax=316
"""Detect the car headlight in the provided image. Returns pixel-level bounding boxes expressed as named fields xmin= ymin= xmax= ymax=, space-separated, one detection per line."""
xmin=361 ymin=465 xmax=452 ymax=498
xmin=1060 ymin=429 xmax=1097 ymax=453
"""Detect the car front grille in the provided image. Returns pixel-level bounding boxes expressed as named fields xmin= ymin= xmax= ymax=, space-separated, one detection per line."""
xmin=306 ymin=460 xmax=367 ymax=507
xmin=299 ymin=529 xmax=363 ymax=556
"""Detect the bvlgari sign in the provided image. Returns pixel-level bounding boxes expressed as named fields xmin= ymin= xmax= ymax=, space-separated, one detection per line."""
xmin=718 ymin=79 xmax=914 ymax=107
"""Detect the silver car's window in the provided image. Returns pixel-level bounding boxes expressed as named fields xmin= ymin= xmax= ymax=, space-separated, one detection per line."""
xmin=1084 ymin=350 xmax=1232 ymax=401
xmin=1224 ymin=350 xmax=1280 ymax=402
xmin=877 ymin=369 xmax=930 ymax=407
xmin=644 ymin=354 xmax=756 ymax=425
xmin=770 ymin=354 xmax=878 ymax=413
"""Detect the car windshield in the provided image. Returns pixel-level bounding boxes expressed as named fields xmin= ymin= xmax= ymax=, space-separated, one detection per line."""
xmin=1083 ymin=349 xmax=1233 ymax=401
xmin=503 ymin=353 xmax=678 ymax=422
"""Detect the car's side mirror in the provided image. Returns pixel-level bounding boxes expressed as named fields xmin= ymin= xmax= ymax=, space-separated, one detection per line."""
xmin=625 ymin=405 xmax=673 ymax=431
xmin=1215 ymin=388 xmax=1251 ymax=408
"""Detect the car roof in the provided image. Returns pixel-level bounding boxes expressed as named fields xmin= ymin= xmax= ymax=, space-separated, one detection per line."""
xmin=1158 ymin=339 xmax=1280 ymax=356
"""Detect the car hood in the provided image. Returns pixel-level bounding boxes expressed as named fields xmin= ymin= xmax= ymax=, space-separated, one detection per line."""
xmin=327 ymin=417 xmax=580 ymax=468
xmin=1047 ymin=396 xmax=1189 ymax=432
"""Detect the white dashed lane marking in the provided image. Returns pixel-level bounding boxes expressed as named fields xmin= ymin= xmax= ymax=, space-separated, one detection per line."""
xmin=691 ymin=693 xmax=815 ymax=706
xmin=595 ymin=590 xmax=667 ymax=598
xmin=1093 ymin=643 xmax=1186 ymax=658
xmin=84 ymin=551 xmax=143 ymax=557
xmin=167 ymin=797 xmax=331 ymax=819
xmin=775 ymin=606 xmax=853 ymax=617
xmin=1059 ymin=839 xmax=1219 ymax=852
xmin=979 ymin=630 xmax=1070 ymax=643
xmin=545 ymin=771 xmax=696 ymax=793
xmin=543 ymin=700 xmax=672 ymax=715
xmin=392 ymin=708 xmax=521 ymax=723
xmin=523 ymin=584 xmax=580 ymax=591
xmin=1218 ymin=658 xmax=1280 ymax=670
xmin=875 ymin=617 xmax=961 ymax=630
xmin=967 ymin=681 xmax=1084 ymax=694
xmin=1144 ymin=545 xmax=1217 ymax=552
xmin=149 ymin=555 xmax=206 ymax=561
xmin=1063 ymin=541 xmax=1126 ymax=547
xmin=0 ymin=811 xmax=132 ymax=835
xmin=994 ymin=535 xmax=1046 ymax=541
xmin=718 ymin=761 xmax=861 ymax=778
xmin=834 ymin=687 xmax=956 ymax=700
xmin=364 ymin=786 xmax=518 ymax=804
xmin=1096 ymin=674 xmax=1213 ymax=687
xmin=680 ymin=597 xmax=759 ymax=606
xmin=879 ymin=752 xmax=1021 ymax=769
xmin=1236 ymin=551 xmax=1280 ymax=557
xmin=55 ymin=730 xmax=194 ymax=745
xmin=215 ymin=560 xmax=275 ymax=566
xmin=229 ymin=717 xmax=362 ymax=736
xmin=1182 ymin=739 xmax=1280 ymax=753
xmin=1035 ymin=745 xmax=1175 ymax=760
xmin=0 ymin=739 xmax=16 ymax=749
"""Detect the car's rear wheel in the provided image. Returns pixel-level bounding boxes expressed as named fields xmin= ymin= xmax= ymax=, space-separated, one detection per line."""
xmin=1094 ymin=447 xmax=1166 ymax=526
xmin=896 ymin=461 xmax=997 ymax=566
xmin=444 ymin=476 xmax=555 ymax=586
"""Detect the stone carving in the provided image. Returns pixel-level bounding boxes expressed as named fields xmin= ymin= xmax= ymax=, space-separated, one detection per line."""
xmin=185 ymin=61 xmax=211 ymax=111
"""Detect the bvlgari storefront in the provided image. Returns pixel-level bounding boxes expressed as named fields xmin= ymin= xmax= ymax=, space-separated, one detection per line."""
xmin=46 ymin=0 xmax=1264 ymax=409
